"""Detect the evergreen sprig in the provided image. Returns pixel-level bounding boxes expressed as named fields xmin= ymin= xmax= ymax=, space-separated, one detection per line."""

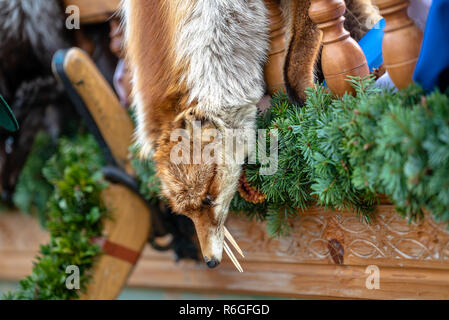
xmin=231 ymin=77 xmax=449 ymax=235
xmin=12 ymin=132 xmax=56 ymax=225
xmin=343 ymin=82 xmax=449 ymax=221
xmin=130 ymin=145 xmax=161 ymax=205
xmin=5 ymin=134 xmax=107 ymax=300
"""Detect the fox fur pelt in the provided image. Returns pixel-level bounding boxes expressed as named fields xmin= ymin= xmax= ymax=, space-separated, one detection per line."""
xmin=123 ymin=0 xmax=269 ymax=157
xmin=0 ymin=0 xmax=201 ymax=261
xmin=123 ymin=0 xmax=269 ymax=265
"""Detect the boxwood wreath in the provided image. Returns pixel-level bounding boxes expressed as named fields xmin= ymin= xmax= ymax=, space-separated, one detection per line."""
xmin=3 ymin=76 xmax=449 ymax=299
xmin=3 ymin=134 xmax=107 ymax=299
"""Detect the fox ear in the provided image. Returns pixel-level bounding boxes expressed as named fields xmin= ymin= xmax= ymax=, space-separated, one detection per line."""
xmin=174 ymin=107 xmax=196 ymax=124
xmin=174 ymin=107 xmax=225 ymax=132
xmin=172 ymin=107 xmax=195 ymax=134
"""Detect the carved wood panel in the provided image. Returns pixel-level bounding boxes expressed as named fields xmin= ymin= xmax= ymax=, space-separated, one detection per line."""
xmin=1 ymin=207 xmax=449 ymax=299
xmin=226 ymin=206 xmax=449 ymax=269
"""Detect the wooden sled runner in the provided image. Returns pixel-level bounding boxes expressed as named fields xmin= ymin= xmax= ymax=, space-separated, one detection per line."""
xmin=52 ymin=48 xmax=152 ymax=300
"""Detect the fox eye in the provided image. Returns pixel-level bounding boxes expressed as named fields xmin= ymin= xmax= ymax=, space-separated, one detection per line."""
xmin=202 ymin=194 xmax=214 ymax=207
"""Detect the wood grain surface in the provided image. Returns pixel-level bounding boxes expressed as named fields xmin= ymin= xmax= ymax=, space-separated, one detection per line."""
xmin=80 ymin=184 xmax=152 ymax=300
xmin=2 ymin=205 xmax=449 ymax=299
xmin=374 ymin=0 xmax=423 ymax=89
xmin=61 ymin=48 xmax=135 ymax=175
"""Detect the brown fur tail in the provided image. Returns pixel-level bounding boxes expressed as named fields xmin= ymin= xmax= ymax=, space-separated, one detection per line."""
xmin=283 ymin=0 xmax=322 ymax=106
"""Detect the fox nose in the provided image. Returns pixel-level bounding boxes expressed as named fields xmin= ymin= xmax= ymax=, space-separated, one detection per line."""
xmin=205 ymin=256 xmax=220 ymax=269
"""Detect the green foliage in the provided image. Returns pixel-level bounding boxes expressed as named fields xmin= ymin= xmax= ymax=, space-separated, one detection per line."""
xmin=240 ymin=92 xmax=313 ymax=236
xmin=12 ymin=132 xmax=56 ymax=225
xmin=231 ymin=77 xmax=449 ymax=235
xmin=343 ymin=83 xmax=449 ymax=221
xmin=42 ymin=135 xmax=105 ymax=181
xmin=5 ymin=134 xmax=108 ymax=300
xmin=130 ymin=146 xmax=161 ymax=204
xmin=300 ymin=80 xmax=378 ymax=219
xmin=11 ymin=130 xmax=104 ymax=226
xmin=231 ymin=79 xmax=377 ymax=235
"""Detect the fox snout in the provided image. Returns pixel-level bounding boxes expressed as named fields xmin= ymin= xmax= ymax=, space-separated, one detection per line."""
xmin=191 ymin=214 xmax=225 ymax=268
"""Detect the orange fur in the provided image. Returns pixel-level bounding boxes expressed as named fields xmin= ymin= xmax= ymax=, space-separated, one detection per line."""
xmin=124 ymin=0 xmax=192 ymax=152
xmin=124 ymin=0 xmax=380 ymax=267
xmin=124 ymin=1 xmax=228 ymax=262
xmin=153 ymin=116 xmax=224 ymax=261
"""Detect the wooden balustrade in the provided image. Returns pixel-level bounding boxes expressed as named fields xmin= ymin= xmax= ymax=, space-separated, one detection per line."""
xmin=374 ymin=0 xmax=423 ymax=89
xmin=264 ymin=0 xmax=287 ymax=95
xmin=65 ymin=0 xmax=423 ymax=97
xmin=309 ymin=0 xmax=370 ymax=96
xmin=305 ymin=0 xmax=422 ymax=94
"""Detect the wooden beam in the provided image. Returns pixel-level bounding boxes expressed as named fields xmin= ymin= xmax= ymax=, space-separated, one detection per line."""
xmin=264 ymin=0 xmax=287 ymax=95
xmin=2 ymin=206 xmax=449 ymax=299
xmin=53 ymin=48 xmax=153 ymax=300
xmin=56 ymin=48 xmax=135 ymax=175
xmin=80 ymin=184 xmax=152 ymax=300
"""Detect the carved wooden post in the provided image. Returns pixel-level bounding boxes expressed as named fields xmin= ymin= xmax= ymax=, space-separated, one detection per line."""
xmin=264 ymin=0 xmax=287 ymax=95
xmin=309 ymin=0 xmax=369 ymax=96
xmin=374 ymin=0 xmax=423 ymax=89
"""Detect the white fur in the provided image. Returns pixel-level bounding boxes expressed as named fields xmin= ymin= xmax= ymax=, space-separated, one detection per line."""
xmin=174 ymin=0 xmax=268 ymax=124
xmin=0 ymin=0 xmax=66 ymax=64
xmin=133 ymin=90 xmax=155 ymax=158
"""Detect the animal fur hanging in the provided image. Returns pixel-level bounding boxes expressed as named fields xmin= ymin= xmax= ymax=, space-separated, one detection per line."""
xmin=122 ymin=0 xmax=269 ymax=268
xmin=238 ymin=168 xmax=267 ymax=204
xmin=0 ymin=0 xmax=125 ymax=203
xmin=0 ymin=0 xmax=68 ymax=99
xmin=0 ymin=0 xmax=71 ymax=202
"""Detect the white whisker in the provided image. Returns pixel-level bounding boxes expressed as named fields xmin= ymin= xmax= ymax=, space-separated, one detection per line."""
xmin=224 ymin=227 xmax=245 ymax=258
xmin=224 ymin=241 xmax=243 ymax=273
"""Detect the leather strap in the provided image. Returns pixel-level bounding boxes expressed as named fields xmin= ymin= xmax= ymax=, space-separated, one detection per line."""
xmin=91 ymin=237 xmax=141 ymax=265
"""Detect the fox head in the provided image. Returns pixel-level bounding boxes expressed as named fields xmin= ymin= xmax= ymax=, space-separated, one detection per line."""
xmin=153 ymin=108 xmax=242 ymax=268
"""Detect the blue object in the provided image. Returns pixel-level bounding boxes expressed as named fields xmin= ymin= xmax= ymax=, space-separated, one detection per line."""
xmin=358 ymin=18 xmax=386 ymax=72
xmin=413 ymin=0 xmax=449 ymax=92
